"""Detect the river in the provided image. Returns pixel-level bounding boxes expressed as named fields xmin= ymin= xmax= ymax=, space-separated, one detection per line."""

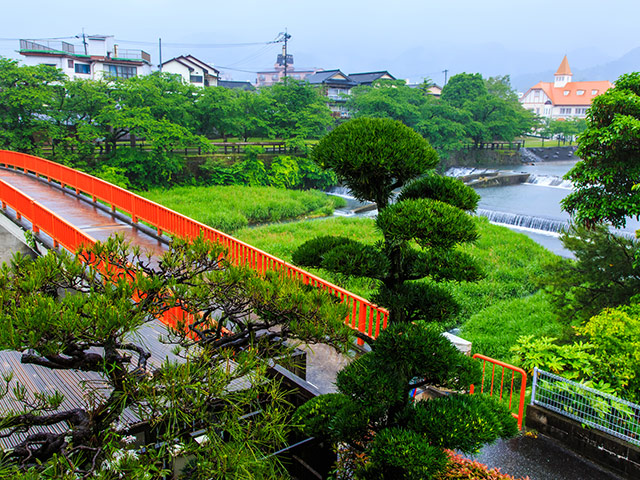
xmin=332 ymin=159 xmax=639 ymax=258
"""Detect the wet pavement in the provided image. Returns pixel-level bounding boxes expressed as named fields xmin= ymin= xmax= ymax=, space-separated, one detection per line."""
xmin=470 ymin=433 xmax=625 ymax=479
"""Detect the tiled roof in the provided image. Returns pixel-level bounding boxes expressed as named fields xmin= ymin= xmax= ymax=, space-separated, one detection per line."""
xmin=523 ymin=80 xmax=612 ymax=106
xmin=218 ymin=80 xmax=255 ymax=91
xmin=305 ymin=70 xmax=357 ymax=86
xmin=348 ymin=71 xmax=396 ymax=85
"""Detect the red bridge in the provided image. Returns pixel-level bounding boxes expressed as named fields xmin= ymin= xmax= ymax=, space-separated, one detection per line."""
xmin=0 ymin=150 xmax=389 ymax=341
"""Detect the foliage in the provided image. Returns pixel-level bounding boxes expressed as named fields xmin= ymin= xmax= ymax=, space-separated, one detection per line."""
xmin=540 ymin=224 xmax=640 ymax=324
xmin=562 ymin=72 xmax=640 ymax=228
xmin=511 ymin=302 xmax=640 ymax=402
xmin=294 ymin=323 xmax=518 ymax=479
xmin=441 ymin=73 xmax=537 ymax=147
xmin=540 ymin=118 xmax=587 ymax=140
xmin=439 ymin=450 xmax=529 ymax=480
xmin=312 ymin=117 xmax=438 ymax=210
xmin=143 ymin=185 xmax=345 ymax=232
xmin=0 ymin=236 xmax=352 ymax=477
xmin=261 ymin=77 xmax=333 ymax=139
xmin=296 ymin=118 xmax=482 ymax=324
xmin=0 ymin=58 xmax=64 ymax=154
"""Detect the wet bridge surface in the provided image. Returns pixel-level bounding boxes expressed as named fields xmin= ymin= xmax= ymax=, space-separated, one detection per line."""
xmin=0 ymin=167 xmax=168 ymax=256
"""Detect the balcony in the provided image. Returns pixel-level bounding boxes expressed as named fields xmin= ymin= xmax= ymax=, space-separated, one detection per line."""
xmin=20 ymin=39 xmax=77 ymax=55
xmin=112 ymin=49 xmax=151 ymax=63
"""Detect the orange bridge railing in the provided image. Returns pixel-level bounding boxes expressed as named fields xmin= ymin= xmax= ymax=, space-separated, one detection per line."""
xmin=0 ymin=150 xmax=389 ymax=341
xmin=470 ymin=353 xmax=527 ymax=430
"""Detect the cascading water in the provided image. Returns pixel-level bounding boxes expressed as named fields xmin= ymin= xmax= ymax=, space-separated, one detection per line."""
xmin=476 ymin=209 xmax=568 ymax=235
xmin=520 ymin=147 xmax=543 ymax=164
xmin=524 ymin=175 xmax=573 ymax=189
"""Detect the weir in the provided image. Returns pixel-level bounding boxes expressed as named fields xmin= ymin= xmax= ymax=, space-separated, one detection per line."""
xmin=476 ymin=208 xmax=568 ymax=234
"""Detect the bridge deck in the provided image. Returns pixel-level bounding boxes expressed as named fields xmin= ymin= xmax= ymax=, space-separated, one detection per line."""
xmin=0 ymin=167 xmax=167 ymax=256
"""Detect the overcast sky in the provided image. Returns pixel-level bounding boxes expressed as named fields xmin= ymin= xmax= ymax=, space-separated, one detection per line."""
xmin=2 ymin=0 xmax=638 ymax=85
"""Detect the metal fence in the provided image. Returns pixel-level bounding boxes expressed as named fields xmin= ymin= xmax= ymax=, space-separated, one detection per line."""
xmin=531 ymin=368 xmax=640 ymax=446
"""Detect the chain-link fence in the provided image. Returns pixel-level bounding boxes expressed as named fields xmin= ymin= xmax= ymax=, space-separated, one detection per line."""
xmin=531 ymin=367 xmax=640 ymax=446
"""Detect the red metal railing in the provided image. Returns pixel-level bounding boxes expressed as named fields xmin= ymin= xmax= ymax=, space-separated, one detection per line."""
xmin=470 ymin=353 xmax=527 ymax=430
xmin=0 ymin=150 xmax=389 ymax=341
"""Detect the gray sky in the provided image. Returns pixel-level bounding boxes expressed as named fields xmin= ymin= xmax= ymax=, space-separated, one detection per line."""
xmin=2 ymin=0 xmax=638 ymax=85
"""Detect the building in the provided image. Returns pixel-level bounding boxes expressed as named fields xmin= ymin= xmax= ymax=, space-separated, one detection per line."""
xmin=347 ymin=71 xmax=396 ymax=86
xmin=19 ymin=35 xmax=152 ymax=80
xmin=218 ymin=80 xmax=255 ymax=91
xmin=519 ymin=56 xmax=612 ymax=119
xmin=161 ymin=55 xmax=219 ymax=87
xmin=305 ymin=69 xmax=358 ymax=118
xmin=256 ymin=52 xmax=319 ymax=87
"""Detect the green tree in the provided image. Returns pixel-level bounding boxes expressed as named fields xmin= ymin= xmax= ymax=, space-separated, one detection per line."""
xmin=260 ymin=78 xmax=333 ymax=139
xmin=562 ymin=72 xmax=640 ymax=228
xmin=295 ymin=323 xmax=518 ymax=479
xmin=0 ymin=57 xmax=64 ymax=154
xmin=442 ymin=73 xmax=536 ymax=146
xmin=541 ymin=225 xmax=640 ymax=324
xmin=293 ymin=118 xmax=482 ymax=325
xmin=346 ymin=79 xmax=427 ymax=128
xmin=0 ymin=236 xmax=350 ymax=478
xmin=311 ymin=117 xmax=438 ymax=209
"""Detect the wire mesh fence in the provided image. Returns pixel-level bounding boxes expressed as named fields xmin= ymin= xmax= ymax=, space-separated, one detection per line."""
xmin=531 ymin=367 xmax=640 ymax=446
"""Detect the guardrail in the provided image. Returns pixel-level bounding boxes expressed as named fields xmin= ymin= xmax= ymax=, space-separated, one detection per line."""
xmin=0 ymin=150 xmax=388 ymax=342
xmin=470 ymin=353 xmax=527 ymax=430
xmin=532 ymin=368 xmax=640 ymax=446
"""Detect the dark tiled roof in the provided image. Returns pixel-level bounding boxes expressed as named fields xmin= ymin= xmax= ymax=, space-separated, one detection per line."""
xmin=305 ymin=70 xmax=357 ymax=86
xmin=218 ymin=80 xmax=256 ymax=91
xmin=348 ymin=71 xmax=396 ymax=85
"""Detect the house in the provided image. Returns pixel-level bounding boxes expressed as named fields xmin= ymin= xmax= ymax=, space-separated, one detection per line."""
xmin=256 ymin=52 xmax=319 ymax=87
xmin=218 ymin=80 xmax=256 ymax=91
xmin=519 ymin=56 xmax=612 ymax=119
xmin=161 ymin=55 xmax=219 ymax=87
xmin=19 ymin=35 xmax=152 ymax=80
xmin=348 ymin=71 xmax=396 ymax=86
xmin=305 ymin=69 xmax=358 ymax=118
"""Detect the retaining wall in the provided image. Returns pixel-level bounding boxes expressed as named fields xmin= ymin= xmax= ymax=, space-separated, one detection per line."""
xmin=526 ymin=403 xmax=640 ymax=478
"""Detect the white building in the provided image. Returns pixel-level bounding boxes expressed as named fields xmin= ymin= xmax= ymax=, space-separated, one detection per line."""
xmin=160 ymin=55 xmax=219 ymax=87
xmin=519 ymin=56 xmax=612 ymax=119
xmin=19 ymin=35 xmax=152 ymax=80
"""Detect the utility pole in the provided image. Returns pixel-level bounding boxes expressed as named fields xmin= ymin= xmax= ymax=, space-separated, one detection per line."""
xmin=442 ymin=69 xmax=449 ymax=86
xmin=82 ymin=28 xmax=88 ymax=55
xmin=282 ymin=29 xmax=291 ymax=79
xmin=158 ymin=38 xmax=162 ymax=71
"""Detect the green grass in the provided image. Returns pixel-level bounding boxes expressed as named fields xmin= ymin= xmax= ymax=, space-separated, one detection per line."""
xmin=460 ymin=291 xmax=566 ymax=361
xmin=519 ymin=136 xmax=575 ymax=148
xmin=142 ymin=186 xmax=346 ymax=233
xmin=237 ymin=216 xmax=564 ymax=359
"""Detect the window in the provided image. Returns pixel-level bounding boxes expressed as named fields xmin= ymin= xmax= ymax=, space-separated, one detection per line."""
xmin=271 ymin=74 xmax=279 ymax=81
xmin=544 ymin=107 xmax=550 ymax=115
xmin=559 ymin=108 xmax=572 ymax=115
xmin=107 ymin=65 xmax=136 ymax=79
xmin=74 ymin=63 xmax=90 ymax=74
xmin=557 ymin=76 xmax=564 ymax=82
xmin=563 ymin=90 xmax=570 ymax=96
xmin=68 ymin=59 xmax=74 ymax=68
xmin=576 ymin=89 xmax=585 ymax=95
xmin=592 ymin=89 xmax=598 ymax=95
xmin=575 ymin=107 xmax=587 ymax=115
xmin=258 ymin=75 xmax=265 ymax=81
xmin=190 ymin=75 xmax=203 ymax=83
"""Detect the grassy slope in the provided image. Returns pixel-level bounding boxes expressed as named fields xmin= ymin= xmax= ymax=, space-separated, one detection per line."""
xmin=143 ymin=186 xmax=345 ymax=233
xmin=236 ymin=216 xmax=566 ymax=361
